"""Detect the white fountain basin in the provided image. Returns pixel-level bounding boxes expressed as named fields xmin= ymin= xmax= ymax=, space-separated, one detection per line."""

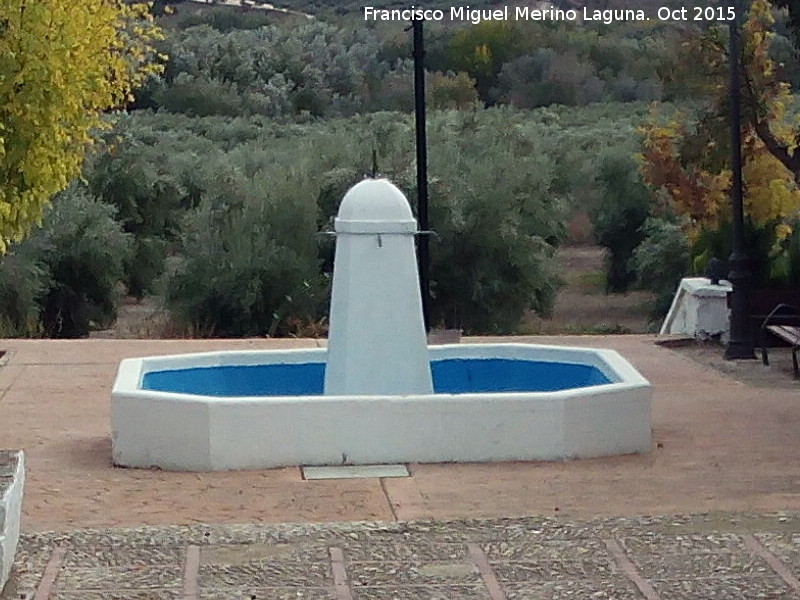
xmin=111 ymin=343 xmax=651 ymax=471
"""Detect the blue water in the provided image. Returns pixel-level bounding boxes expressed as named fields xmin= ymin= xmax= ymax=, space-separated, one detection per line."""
xmin=141 ymin=358 xmax=611 ymax=397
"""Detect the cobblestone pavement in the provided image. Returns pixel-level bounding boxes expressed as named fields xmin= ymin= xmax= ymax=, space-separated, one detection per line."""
xmin=4 ymin=513 xmax=800 ymax=600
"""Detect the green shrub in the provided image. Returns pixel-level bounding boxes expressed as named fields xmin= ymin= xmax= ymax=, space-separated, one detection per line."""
xmin=154 ymin=73 xmax=246 ymax=117
xmin=770 ymin=220 xmax=800 ymax=287
xmin=86 ymin=121 xmax=222 ymax=295
xmin=154 ymin=23 xmax=386 ymax=119
xmin=164 ymin=171 xmax=327 ymax=336
xmin=0 ymin=251 xmax=46 ymax=337
xmin=423 ymin=109 xmax=565 ymax=333
xmin=86 ymin=106 xmax=651 ymax=337
xmin=632 ymin=217 xmax=690 ymax=318
xmin=690 ymin=219 xmax=786 ymax=290
xmin=166 ymin=5 xmax=275 ymax=31
xmin=0 ymin=186 xmax=132 ymax=338
xmin=37 ymin=188 xmax=132 ymax=337
xmin=591 ymin=149 xmax=653 ymax=292
xmin=126 ymin=237 xmax=168 ymax=300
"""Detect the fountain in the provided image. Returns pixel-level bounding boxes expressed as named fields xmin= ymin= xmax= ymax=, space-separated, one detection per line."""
xmin=112 ymin=179 xmax=652 ymax=471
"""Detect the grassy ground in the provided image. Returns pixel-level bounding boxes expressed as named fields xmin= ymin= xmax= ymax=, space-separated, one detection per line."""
xmin=522 ymin=245 xmax=654 ymax=335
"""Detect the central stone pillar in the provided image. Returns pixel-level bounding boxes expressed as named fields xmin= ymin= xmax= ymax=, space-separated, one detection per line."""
xmin=324 ymin=178 xmax=433 ymax=396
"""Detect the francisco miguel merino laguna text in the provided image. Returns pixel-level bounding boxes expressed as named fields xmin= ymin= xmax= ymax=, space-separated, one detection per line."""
xmin=363 ymin=6 xmax=649 ymax=25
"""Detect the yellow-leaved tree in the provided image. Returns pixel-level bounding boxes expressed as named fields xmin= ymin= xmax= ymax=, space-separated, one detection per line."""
xmin=0 ymin=0 xmax=162 ymax=252
xmin=639 ymin=0 xmax=800 ymax=279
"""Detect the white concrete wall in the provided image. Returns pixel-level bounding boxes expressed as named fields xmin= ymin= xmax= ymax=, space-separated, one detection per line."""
xmin=0 ymin=450 xmax=24 ymax=594
xmin=324 ymin=179 xmax=433 ymax=396
xmin=112 ymin=394 xmax=210 ymax=471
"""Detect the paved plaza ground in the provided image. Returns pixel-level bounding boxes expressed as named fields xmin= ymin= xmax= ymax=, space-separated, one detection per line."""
xmin=1 ymin=335 xmax=800 ymax=598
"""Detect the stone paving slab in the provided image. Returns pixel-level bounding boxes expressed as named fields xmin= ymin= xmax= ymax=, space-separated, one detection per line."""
xmin=352 ymin=585 xmax=490 ymax=599
xmin=757 ymin=533 xmax=800 ymax=567
xmin=4 ymin=514 xmax=800 ymax=600
xmin=51 ymin=593 xmax=181 ymax=600
xmin=649 ymin=576 xmax=792 ymax=599
xmin=503 ymin=579 xmax=642 ymax=600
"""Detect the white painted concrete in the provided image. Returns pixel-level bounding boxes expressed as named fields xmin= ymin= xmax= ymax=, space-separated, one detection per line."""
xmin=0 ymin=450 xmax=24 ymax=594
xmin=111 ymin=344 xmax=652 ymax=471
xmin=302 ymin=464 xmax=409 ymax=479
xmin=324 ymin=179 xmax=433 ymax=396
xmin=660 ymin=277 xmax=732 ymax=341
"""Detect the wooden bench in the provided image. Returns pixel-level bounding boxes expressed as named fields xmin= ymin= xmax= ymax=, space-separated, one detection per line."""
xmin=759 ymin=302 xmax=800 ymax=379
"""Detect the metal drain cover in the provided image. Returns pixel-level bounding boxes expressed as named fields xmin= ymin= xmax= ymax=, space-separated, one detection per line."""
xmin=302 ymin=464 xmax=409 ymax=480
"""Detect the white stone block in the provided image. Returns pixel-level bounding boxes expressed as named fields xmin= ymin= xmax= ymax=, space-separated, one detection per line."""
xmin=0 ymin=450 xmax=24 ymax=595
xmin=660 ymin=277 xmax=732 ymax=340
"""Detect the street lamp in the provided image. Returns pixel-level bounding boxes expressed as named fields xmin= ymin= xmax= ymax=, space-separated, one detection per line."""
xmin=725 ymin=0 xmax=756 ymax=359
xmin=412 ymin=18 xmax=431 ymax=331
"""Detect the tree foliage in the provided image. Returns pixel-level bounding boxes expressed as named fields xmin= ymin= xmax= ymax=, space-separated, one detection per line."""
xmin=638 ymin=0 xmax=800 ymax=286
xmin=140 ymin=9 xmax=705 ymax=120
xmin=632 ymin=217 xmax=690 ymax=317
xmin=164 ymin=146 xmax=327 ymax=337
xmin=591 ymin=149 xmax=653 ymax=292
xmin=773 ymin=0 xmax=800 ymax=65
xmin=82 ymin=104 xmax=633 ymax=335
xmin=0 ymin=0 xmax=162 ymax=251
xmin=422 ymin=108 xmax=566 ymax=332
xmin=0 ymin=185 xmax=131 ymax=337
xmin=741 ymin=0 xmax=800 ymax=187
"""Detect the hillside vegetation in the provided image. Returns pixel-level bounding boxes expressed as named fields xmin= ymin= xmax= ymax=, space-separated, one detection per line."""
xmin=2 ymin=0 xmax=799 ymax=337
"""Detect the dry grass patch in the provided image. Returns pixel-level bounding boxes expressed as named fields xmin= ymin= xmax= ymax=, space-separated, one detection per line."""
xmin=523 ymin=245 xmax=654 ymax=335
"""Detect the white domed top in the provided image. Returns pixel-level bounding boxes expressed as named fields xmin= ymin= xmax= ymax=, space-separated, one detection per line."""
xmin=335 ymin=179 xmax=417 ymax=234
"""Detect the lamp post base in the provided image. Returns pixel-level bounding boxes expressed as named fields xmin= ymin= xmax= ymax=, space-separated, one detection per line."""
xmin=724 ymin=340 xmax=756 ymax=360
xmin=724 ymin=252 xmax=755 ymax=361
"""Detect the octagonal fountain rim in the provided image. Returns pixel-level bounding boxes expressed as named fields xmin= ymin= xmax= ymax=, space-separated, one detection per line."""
xmin=111 ymin=341 xmax=652 ymax=470
xmin=113 ymin=342 xmax=650 ymax=404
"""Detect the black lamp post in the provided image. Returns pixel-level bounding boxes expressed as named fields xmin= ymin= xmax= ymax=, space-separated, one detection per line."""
xmin=725 ymin=0 xmax=756 ymax=359
xmin=412 ymin=18 xmax=431 ymax=331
